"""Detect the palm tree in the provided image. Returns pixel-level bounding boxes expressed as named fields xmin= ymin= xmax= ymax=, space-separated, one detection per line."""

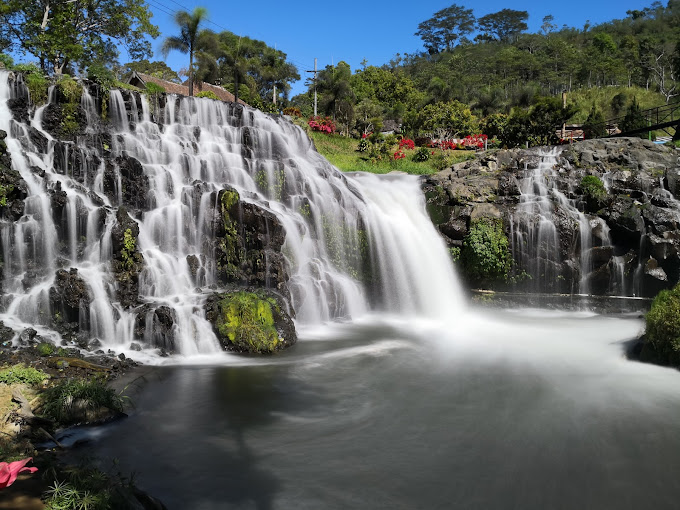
xmin=161 ymin=7 xmax=209 ymax=96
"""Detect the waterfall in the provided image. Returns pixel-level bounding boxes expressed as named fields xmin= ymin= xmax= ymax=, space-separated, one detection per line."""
xmin=511 ymin=148 xmax=595 ymax=294
xmin=0 ymin=71 xmax=464 ymax=357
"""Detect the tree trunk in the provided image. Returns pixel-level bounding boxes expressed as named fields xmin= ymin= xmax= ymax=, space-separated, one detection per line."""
xmin=189 ymin=51 xmax=194 ymax=96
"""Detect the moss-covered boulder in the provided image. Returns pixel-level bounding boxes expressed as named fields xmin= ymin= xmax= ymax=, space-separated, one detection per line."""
xmin=205 ymin=291 xmax=296 ymax=354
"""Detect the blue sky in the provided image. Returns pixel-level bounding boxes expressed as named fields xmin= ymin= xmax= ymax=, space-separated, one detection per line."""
xmin=140 ymin=0 xmax=656 ymax=97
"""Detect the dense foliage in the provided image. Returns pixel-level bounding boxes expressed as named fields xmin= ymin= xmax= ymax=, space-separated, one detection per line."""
xmin=460 ymin=218 xmax=511 ymax=285
xmin=290 ymin=1 xmax=677 ymax=147
xmin=0 ymin=0 xmax=158 ymax=74
xmin=579 ymin=175 xmax=607 ymax=201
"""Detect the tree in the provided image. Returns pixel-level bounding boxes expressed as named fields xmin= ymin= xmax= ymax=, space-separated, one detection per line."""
xmin=582 ymin=105 xmax=607 ymax=139
xmin=415 ymin=4 xmax=476 ymax=53
xmin=209 ymin=31 xmax=299 ymax=105
xmin=316 ymin=62 xmax=356 ymax=134
xmin=477 ymin=9 xmax=529 ymax=43
xmin=122 ymin=60 xmax=181 ymax=83
xmin=416 ymin=100 xmax=477 ymax=139
xmin=640 ymin=36 xmax=678 ymax=102
xmin=620 ymin=97 xmax=648 ymax=137
xmin=0 ymin=0 xmax=158 ymax=74
xmin=161 ymin=7 xmax=209 ymax=96
xmin=540 ymin=15 xmax=557 ymax=36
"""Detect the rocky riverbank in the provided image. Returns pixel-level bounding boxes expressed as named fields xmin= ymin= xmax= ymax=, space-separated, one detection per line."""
xmin=423 ymin=138 xmax=680 ymax=297
xmin=0 ymin=343 xmax=168 ymax=509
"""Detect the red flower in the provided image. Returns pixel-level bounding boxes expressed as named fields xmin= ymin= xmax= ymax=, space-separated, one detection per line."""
xmin=0 ymin=458 xmax=38 ymax=489
xmin=398 ymin=138 xmax=415 ymax=150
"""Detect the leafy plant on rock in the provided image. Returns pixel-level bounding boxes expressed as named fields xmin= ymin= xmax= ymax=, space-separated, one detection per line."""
xmin=0 ymin=364 xmax=49 ymax=386
xmin=461 ymin=218 xmax=511 ymax=286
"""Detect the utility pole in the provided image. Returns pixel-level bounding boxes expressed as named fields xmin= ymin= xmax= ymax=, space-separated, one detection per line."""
xmin=305 ymin=58 xmax=318 ymax=116
xmin=273 ymin=44 xmax=277 ymax=108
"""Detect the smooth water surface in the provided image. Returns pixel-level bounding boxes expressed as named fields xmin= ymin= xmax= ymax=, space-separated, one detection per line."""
xmin=73 ymin=308 xmax=680 ymax=510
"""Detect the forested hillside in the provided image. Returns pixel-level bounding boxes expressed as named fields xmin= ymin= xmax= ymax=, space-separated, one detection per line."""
xmin=290 ymin=1 xmax=679 ymax=145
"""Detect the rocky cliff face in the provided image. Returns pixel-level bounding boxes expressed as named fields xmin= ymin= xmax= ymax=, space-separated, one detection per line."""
xmin=424 ymin=138 xmax=680 ymax=297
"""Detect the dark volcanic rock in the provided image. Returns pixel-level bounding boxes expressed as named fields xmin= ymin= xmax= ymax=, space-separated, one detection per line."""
xmin=213 ymin=186 xmax=290 ymax=295
xmin=49 ymin=268 xmax=92 ymax=334
xmin=102 ymin=154 xmax=150 ymax=210
xmin=600 ymin=196 xmax=645 ymax=245
xmin=134 ymin=305 xmax=177 ymax=352
xmin=111 ymin=207 xmax=144 ymax=308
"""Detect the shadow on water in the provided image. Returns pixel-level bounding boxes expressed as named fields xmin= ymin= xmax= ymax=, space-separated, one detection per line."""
xmin=71 ymin=360 xmax=334 ymax=510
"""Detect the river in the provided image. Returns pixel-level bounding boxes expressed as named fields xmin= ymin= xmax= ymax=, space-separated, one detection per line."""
xmin=68 ymin=307 xmax=680 ymax=510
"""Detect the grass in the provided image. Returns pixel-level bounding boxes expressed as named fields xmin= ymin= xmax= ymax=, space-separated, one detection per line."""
xmin=567 ymin=85 xmax=668 ymax=124
xmin=309 ymin=131 xmax=475 ymax=175
xmin=39 ymin=377 xmax=126 ymax=426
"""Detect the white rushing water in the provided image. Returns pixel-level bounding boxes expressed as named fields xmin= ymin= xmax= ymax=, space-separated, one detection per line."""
xmin=0 ymin=72 xmax=464 ymax=358
xmin=512 ymin=148 xmax=597 ymax=294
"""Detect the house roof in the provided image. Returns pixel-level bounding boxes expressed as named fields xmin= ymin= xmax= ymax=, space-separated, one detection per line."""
xmin=127 ymin=71 xmax=247 ymax=105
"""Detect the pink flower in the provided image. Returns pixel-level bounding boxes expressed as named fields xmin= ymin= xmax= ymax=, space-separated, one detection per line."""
xmin=0 ymin=457 xmax=38 ymax=489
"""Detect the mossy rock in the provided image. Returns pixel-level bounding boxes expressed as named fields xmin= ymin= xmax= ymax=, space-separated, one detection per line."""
xmin=206 ymin=291 xmax=296 ymax=354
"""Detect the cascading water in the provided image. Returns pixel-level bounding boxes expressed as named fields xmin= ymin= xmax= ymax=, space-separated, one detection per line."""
xmin=511 ymin=148 xmax=595 ymax=294
xmin=0 ymin=71 xmax=463 ymax=357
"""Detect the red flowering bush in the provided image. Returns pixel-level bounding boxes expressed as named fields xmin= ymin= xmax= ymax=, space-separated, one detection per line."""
xmin=308 ymin=116 xmax=336 ymax=134
xmin=398 ymin=138 xmax=415 ymax=150
xmin=461 ymin=134 xmax=488 ymax=149
xmin=393 ymin=149 xmax=406 ymax=160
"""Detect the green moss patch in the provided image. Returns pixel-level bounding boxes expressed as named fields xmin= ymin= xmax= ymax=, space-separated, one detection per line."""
xmin=215 ymin=292 xmax=282 ymax=353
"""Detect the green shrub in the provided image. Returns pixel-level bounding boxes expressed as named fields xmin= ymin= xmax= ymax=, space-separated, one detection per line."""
xmin=14 ymin=62 xmax=50 ymax=105
xmin=0 ymin=54 xmax=14 ymax=68
xmin=195 ymin=90 xmax=219 ymax=100
xmin=645 ymin=284 xmax=680 ymax=355
xmin=579 ymin=175 xmax=607 ymax=201
xmin=582 ymin=105 xmax=607 ymax=139
xmin=461 ymin=218 xmax=511 ymax=285
xmin=0 ymin=364 xmax=49 ymax=385
xmin=620 ymin=97 xmax=647 ymax=137
xmin=57 ymin=75 xmax=82 ymax=104
xmin=40 ymin=377 xmax=125 ymax=425
xmin=0 ymin=183 xmax=12 ymax=206
xmin=43 ymin=462 xmax=140 ymax=510
xmin=86 ymin=64 xmax=116 ymax=90
xmin=412 ymin=146 xmax=430 ymax=162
